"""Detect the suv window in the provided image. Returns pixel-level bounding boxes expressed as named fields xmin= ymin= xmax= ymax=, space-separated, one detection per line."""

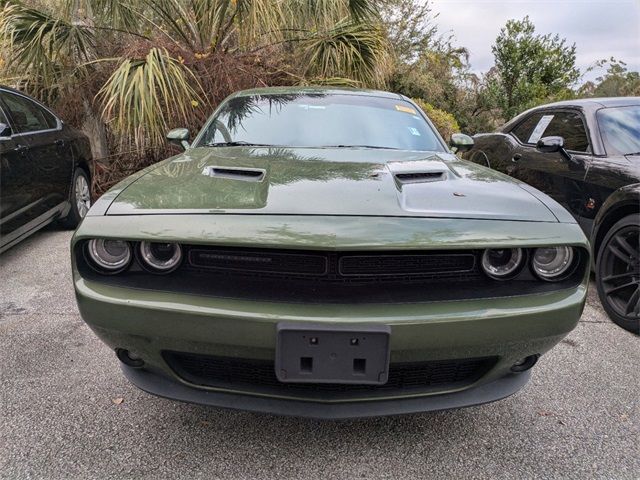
xmin=0 ymin=91 xmax=58 ymax=133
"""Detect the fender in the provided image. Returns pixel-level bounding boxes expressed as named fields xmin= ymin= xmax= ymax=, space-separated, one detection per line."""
xmin=591 ymin=183 xmax=640 ymax=256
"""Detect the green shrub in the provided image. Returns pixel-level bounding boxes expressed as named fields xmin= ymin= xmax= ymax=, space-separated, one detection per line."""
xmin=411 ymin=98 xmax=460 ymax=141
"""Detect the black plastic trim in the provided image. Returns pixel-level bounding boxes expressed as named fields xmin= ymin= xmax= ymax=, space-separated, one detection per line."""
xmin=122 ymin=365 xmax=531 ymax=419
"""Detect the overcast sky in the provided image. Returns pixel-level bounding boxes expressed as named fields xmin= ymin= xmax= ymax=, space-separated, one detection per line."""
xmin=429 ymin=0 xmax=640 ymax=83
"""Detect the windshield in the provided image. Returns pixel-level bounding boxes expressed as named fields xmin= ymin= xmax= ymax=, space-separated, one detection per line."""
xmin=196 ymin=93 xmax=445 ymax=151
xmin=597 ymin=105 xmax=640 ymax=155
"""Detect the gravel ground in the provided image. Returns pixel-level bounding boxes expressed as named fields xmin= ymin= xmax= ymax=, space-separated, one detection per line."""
xmin=0 ymin=227 xmax=638 ymax=480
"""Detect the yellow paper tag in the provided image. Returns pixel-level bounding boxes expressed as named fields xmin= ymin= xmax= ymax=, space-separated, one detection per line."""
xmin=395 ymin=105 xmax=417 ymax=115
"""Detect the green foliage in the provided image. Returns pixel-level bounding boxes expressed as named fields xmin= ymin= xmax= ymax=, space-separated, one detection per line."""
xmin=1 ymin=0 xmax=638 ymax=184
xmin=97 ymin=47 xmax=203 ymax=148
xmin=488 ymin=16 xmax=580 ymax=119
xmin=0 ymin=0 xmax=391 ymax=152
xmin=580 ymin=58 xmax=640 ymax=97
xmin=381 ymin=0 xmax=467 ymax=111
xmin=412 ymin=98 xmax=459 ymax=140
xmin=302 ymin=19 xmax=390 ymax=88
xmin=379 ymin=0 xmax=439 ymax=65
xmin=0 ymin=2 xmax=95 ymax=99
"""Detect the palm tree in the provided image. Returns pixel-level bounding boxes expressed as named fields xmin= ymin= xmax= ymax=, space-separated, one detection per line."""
xmin=0 ymin=0 xmax=390 ymax=154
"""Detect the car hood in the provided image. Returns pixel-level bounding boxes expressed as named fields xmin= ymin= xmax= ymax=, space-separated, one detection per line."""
xmin=104 ymin=147 xmax=559 ymax=222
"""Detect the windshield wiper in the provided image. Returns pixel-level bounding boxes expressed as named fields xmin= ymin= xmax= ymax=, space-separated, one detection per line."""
xmin=320 ymin=144 xmax=400 ymax=150
xmin=625 ymin=151 xmax=640 ymax=156
xmin=205 ymin=141 xmax=277 ymax=147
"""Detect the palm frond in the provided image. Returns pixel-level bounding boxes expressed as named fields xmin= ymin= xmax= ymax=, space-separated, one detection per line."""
xmin=302 ymin=19 xmax=390 ymax=87
xmin=141 ymin=0 xmax=240 ymax=52
xmin=286 ymin=0 xmax=376 ymax=29
xmin=98 ymin=47 xmax=203 ymax=148
xmin=0 ymin=2 xmax=95 ymax=94
xmin=234 ymin=0 xmax=288 ymax=48
xmin=63 ymin=0 xmax=140 ymax=33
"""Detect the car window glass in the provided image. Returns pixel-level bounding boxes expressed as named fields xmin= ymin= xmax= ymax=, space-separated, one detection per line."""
xmin=541 ymin=112 xmax=589 ymax=152
xmin=198 ymin=94 xmax=445 ymax=152
xmin=597 ymin=105 xmax=640 ymax=155
xmin=510 ymin=113 xmax=544 ymax=143
xmin=0 ymin=106 xmax=10 ymax=138
xmin=1 ymin=92 xmax=57 ymax=133
xmin=527 ymin=115 xmax=554 ymax=144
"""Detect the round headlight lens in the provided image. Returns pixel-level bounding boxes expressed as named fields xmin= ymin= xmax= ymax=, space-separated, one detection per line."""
xmin=532 ymin=246 xmax=574 ymax=281
xmin=139 ymin=241 xmax=182 ymax=273
xmin=87 ymin=239 xmax=131 ymax=273
xmin=481 ymin=248 xmax=524 ymax=280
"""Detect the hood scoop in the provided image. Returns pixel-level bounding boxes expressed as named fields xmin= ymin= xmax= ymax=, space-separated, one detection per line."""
xmin=387 ymin=158 xmax=452 ymax=190
xmin=394 ymin=171 xmax=447 ymax=184
xmin=202 ymin=166 xmax=266 ymax=182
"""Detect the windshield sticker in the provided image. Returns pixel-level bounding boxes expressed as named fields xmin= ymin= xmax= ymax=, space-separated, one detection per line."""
xmin=408 ymin=127 xmax=421 ymax=136
xmin=528 ymin=115 xmax=554 ymax=144
xmin=395 ymin=105 xmax=417 ymax=115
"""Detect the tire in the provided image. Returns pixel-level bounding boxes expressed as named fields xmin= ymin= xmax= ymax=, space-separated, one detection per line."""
xmin=595 ymin=213 xmax=640 ymax=335
xmin=60 ymin=168 xmax=91 ymax=229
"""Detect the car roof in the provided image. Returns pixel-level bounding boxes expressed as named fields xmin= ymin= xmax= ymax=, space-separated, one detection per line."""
xmin=0 ymin=85 xmax=32 ymax=96
xmin=501 ymin=96 xmax=640 ymax=133
xmin=227 ymin=86 xmax=405 ymax=100
xmin=535 ymin=97 xmax=640 ymax=109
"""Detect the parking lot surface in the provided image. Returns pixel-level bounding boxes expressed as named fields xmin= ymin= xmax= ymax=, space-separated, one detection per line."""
xmin=1 ymin=227 xmax=638 ymax=479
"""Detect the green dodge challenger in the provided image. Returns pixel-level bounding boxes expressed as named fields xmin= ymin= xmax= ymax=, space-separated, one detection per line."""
xmin=72 ymin=87 xmax=589 ymax=418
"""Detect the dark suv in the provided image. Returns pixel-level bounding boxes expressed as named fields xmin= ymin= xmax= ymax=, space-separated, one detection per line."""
xmin=464 ymin=97 xmax=640 ymax=334
xmin=0 ymin=86 xmax=93 ymax=252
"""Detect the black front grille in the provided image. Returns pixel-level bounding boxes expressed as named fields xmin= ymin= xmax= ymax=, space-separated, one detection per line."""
xmin=186 ymin=246 xmax=478 ymax=283
xmin=163 ymin=351 xmax=497 ymax=400
xmin=339 ymin=253 xmax=474 ymax=276
xmin=189 ymin=249 xmax=328 ymax=275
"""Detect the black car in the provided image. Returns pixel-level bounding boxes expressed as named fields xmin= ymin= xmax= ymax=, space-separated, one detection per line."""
xmin=0 ymin=86 xmax=93 ymax=252
xmin=464 ymin=97 xmax=640 ymax=334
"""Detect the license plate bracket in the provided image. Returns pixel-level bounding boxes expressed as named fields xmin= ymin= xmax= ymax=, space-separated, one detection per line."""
xmin=275 ymin=323 xmax=391 ymax=385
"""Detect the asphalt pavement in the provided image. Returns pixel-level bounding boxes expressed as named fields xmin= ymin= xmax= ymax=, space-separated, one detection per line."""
xmin=0 ymin=226 xmax=638 ymax=479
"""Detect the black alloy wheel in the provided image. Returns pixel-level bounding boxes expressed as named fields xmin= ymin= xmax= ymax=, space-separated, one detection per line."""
xmin=596 ymin=213 xmax=640 ymax=334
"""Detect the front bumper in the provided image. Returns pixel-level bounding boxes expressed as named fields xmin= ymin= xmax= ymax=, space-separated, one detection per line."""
xmin=75 ymin=276 xmax=587 ymax=418
xmin=123 ymin=363 xmax=531 ymax=419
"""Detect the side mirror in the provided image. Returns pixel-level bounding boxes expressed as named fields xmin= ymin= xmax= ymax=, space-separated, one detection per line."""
xmin=536 ymin=136 xmax=564 ymax=153
xmin=450 ymin=133 xmax=474 ymax=153
xmin=0 ymin=122 xmax=11 ymax=138
xmin=166 ymin=128 xmax=190 ymax=150
xmin=536 ymin=136 xmax=576 ymax=164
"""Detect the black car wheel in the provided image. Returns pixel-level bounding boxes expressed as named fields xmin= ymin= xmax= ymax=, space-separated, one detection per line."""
xmin=60 ymin=168 xmax=91 ymax=229
xmin=596 ymin=213 xmax=640 ymax=334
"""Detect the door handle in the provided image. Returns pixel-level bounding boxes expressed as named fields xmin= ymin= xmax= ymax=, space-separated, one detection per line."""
xmin=15 ymin=144 xmax=28 ymax=156
xmin=54 ymin=139 xmax=65 ymax=148
xmin=512 ymin=153 xmax=522 ymax=162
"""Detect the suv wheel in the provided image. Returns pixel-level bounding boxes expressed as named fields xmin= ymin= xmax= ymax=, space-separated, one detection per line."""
xmin=60 ymin=168 xmax=91 ymax=229
xmin=596 ymin=213 xmax=640 ymax=334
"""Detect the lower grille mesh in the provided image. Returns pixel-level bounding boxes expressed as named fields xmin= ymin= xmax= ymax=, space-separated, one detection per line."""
xmin=163 ymin=352 xmax=497 ymax=399
xmin=187 ymin=246 xmax=477 ymax=281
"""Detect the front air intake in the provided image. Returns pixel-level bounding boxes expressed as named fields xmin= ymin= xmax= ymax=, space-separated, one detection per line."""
xmin=394 ymin=171 xmax=446 ymax=184
xmin=202 ymin=166 xmax=266 ymax=181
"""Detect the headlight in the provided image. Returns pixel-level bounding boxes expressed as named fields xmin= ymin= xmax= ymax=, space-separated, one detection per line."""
xmin=532 ymin=246 xmax=575 ymax=281
xmin=139 ymin=241 xmax=182 ymax=273
xmin=87 ymin=239 xmax=132 ymax=273
xmin=481 ymin=248 xmax=524 ymax=280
